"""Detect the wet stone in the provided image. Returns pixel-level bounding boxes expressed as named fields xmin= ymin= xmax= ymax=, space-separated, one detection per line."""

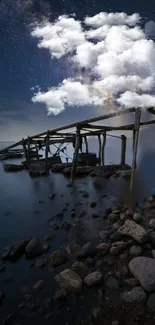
xmin=33 ymin=280 xmax=44 ymax=290
xmin=121 ymin=286 xmax=147 ymax=305
xmin=106 ymin=278 xmax=119 ymax=290
xmin=55 ymin=269 xmax=83 ymax=294
xmin=84 ymin=271 xmax=102 ymax=287
xmin=36 ymin=258 xmax=47 ymax=268
xmin=108 ymin=213 xmax=119 ymax=223
xmin=78 ymin=242 xmax=94 ymax=259
xmin=1 ymin=247 xmax=10 ymax=260
xmin=147 ymin=292 xmax=155 ymax=311
xmin=124 ymin=278 xmax=139 ymax=287
xmin=149 ymin=219 xmax=155 ymax=230
xmin=90 ymin=202 xmax=97 ymax=208
xmin=133 ymin=213 xmax=142 ymax=223
xmin=43 ymin=243 xmax=50 ymax=252
xmin=49 ymin=251 xmax=68 ymax=267
xmin=55 ymin=288 xmax=68 ymax=301
xmin=66 ymin=244 xmax=81 ymax=256
xmin=99 ymin=230 xmax=112 ymax=240
xmin=45 ymin=235 xmax=55 ymax=242
xmin=2 ymin=313 xmax=16 ymax=325
xmin=72 ymin=261 xmax=89 ymax=279
xmin=110 ymin=246 xmax=120 ymax=256
xmin=130 ymin=245 xmax=143 ymax=257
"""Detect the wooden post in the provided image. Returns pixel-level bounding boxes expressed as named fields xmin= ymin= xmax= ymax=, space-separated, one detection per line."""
xmin=45 ymin=131 xmax=49 ymax=171
xmin=22 ymin=138 xmax=28 ymax=165
xmin=71 ymin=127 xmax=80 ymax=182
xmin=130 ymin=109 xmax=141 ymax=191
xmin=120 ymin=134 xmax=127 ymax=165
xmin=27 ymin=136 xmax=31 ymax=168
xmin=84 ymin=136 xmax=89 ymax=155
xmin=101 ymin=131 xmax=106 ymax=166
xmin=98 ymin=134 xmax=102 ymax=166
xmin=35 ymin=144 xmax=39 ymax=161
xmin=132 ymin=129 xmax=136 ymax=169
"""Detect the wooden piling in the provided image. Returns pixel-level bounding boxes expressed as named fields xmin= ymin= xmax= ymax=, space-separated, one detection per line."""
xmin=22 ymin=138 xmax=28 ymax=165
xmin=27 ymin=136 xmax=31 ymax=168
xmin=130 ymin=109 xmax=141 ymax=191
xmin=101 ymin=131 xmax=106 ymax=166
xmin=132 ymin=129 xmax=136 ymax=169
xmin=84 ymin=135 xmax=89 ymax=155
xmin=120 ymin=134 xmax=127 ymax=165
xmin=35 ymin=144 xmax=39 ymax=161
xmin=98 ymin=134 xmax=102 ymax=166
xmin=71 ymin=127 xmax=80 ymax=182
xmin=45 ymin=131 xmax=49 ymax=171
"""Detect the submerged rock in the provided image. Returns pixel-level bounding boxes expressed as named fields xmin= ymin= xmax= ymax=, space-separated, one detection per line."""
xmin=10 ymin=240 xmax=30 ymax=261
xmin=65 ymin=244 xmax=81 ymax=256
xmin=72 ymin=262 xmax=89 ymax=279
xmin=96 ymin=243 xmax=110 ymax=252
xmin=3 ymin=164 xmax=23 ymax=172
xmin=55 ymin=288 xmax=68 ymax=301
xmin=1 ymin=247 xmax=10 ymax=260
xmin=84 ymin=271 xmax=102 ymax=287
xmin=78 ymin=242 xmax=94 ymax=259
xmin=33 ymin=280 xmax=44 ymax=290
xmin=117 ymin=220 xmax=148 ymax=244
xmin=36 ymin=258 xmax=47 ymax=268
xmin=2 ymin=313 xmax=16 ymax=325
xmin=25 ymin=237 xmax=43 ymax=258
xmin=55 ymin=269 xmax=83 ymax=294
xmin=129 ymin=257 xmax=155 ymax=292
xmin=49 ymin=251 xmax=68 ymax=267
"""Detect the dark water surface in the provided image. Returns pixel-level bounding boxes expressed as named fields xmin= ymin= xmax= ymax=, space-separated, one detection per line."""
xmin=0 ymin=143 xmax=119 ymax=324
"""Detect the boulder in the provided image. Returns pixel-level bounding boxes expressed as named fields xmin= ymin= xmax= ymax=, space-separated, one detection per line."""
xmin=121 ymin=286 xmax=147 ymax=305
xmin=49 ymin=251 xmax=68 ymax=267
xmin=129 ymin=257 xmax=155 ymax=292
xmin=55 ymin=269 xmax=83 ymax=294
xmin=10 ymin=240 xmax=30 ymax=261
xmin=84 ymin=271 xmax=102 ymax=287
xmin=117 ymin=220 xmax=148 ymax=244
xmin=25 ymin=237 xmax=43 ymax=257
xmin=72 ymin=262 xmax=89 ymax=279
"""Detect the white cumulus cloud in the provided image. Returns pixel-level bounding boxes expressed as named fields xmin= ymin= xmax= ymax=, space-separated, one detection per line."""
xmin=31 ymin=12 xmax=155 ymax=115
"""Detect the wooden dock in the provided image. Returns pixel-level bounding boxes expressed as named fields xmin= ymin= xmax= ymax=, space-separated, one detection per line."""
xmin=1 ymin=107 xmax=155 ymax=189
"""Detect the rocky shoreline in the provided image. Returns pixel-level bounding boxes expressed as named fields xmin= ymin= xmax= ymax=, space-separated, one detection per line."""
xmin=1 ymin=186 xmax=155 ymax=324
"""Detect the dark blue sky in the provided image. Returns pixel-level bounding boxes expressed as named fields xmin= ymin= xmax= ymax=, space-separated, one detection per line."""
xmin=0 ymin=0 xmax=155 ymax=140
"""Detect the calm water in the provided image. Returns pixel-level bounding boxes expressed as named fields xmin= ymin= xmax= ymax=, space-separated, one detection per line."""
xmin=0 ymin=138 xmax=154 ymax=324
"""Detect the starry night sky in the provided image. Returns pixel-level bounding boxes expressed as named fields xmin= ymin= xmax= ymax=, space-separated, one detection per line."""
xmin=0 ymin=0 xmax=155 ymax=140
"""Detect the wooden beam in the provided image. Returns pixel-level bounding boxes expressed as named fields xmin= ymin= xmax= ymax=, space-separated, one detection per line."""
xmin=101 ymin=131 xmax=106 ymax=166
xmin=24 ymin=107 xmax=136 ymax=141
xmin=130 ymin=109 xmax=141 ymax=191
xmin=71 ymin=127 xmax=80 ymax=182
xmin=98 ymin=134 xmax=102 ymax=166
xmin=27 ymin=136 xmax=31 ymax=167
xmin=120 ymin=134 xmax=127 ymax=165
